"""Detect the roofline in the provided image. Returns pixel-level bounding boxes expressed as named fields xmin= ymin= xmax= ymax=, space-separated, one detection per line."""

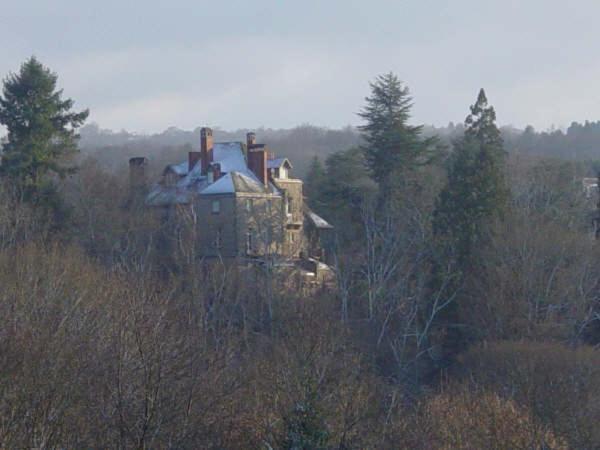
xmin=235 ymin=192 xmax=282 ymax=198
xmin=273 ymin=178 xmax=303 ymax=184
xmin=268 ymin=157 xmax=293 ymax=169
xmin=198 ymin=191 xmax=282 ymax=198
xmin=215 ymin=141 xmax=245 ymax=146
xmin=163 ymin=165 xmax=187 ymax=175
xmin=198 ymin=192 xmax=236 ymax=197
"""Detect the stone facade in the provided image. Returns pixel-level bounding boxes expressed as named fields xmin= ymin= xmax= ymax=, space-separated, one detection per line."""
xmin=139 ymin=128 xmax=333 ymax=262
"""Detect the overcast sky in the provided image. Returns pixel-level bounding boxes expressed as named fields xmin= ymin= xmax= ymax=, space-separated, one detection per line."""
xmin=2 ymin=0 xmax=600 ymax=133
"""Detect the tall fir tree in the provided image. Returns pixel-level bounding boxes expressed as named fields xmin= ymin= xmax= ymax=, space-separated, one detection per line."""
xmin=358 ymin=72 xmax=437 ymax=195
xmin=429 ymin=89 xmax=508 ymax=361
xmin=433 ymin=88 xmax=508 ymax=267
xmin=0 ymin=57 xmax=88 ymax=205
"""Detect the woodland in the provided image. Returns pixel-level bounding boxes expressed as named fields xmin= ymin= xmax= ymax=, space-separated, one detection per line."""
xmin=0 ymin=58 xmax=599 ymax=449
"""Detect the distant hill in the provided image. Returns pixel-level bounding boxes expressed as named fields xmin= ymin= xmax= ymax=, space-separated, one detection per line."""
xmin=77 ymin=120 xmax=600 ymax=180
xmin=79 ymin=123 xmax=362 ymax=179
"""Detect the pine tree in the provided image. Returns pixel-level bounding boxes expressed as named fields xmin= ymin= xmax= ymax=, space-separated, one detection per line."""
xmin=358 ymin=72 xmax=437 ymax=194
xmin=0 ymin=57 xmax=88 ymax=203
xmin=433 ymin=88 xmax=508 ymax=266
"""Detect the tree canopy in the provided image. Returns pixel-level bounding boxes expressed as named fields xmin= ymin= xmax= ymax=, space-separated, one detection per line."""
xmin=358 ymin=72 xmax=437 ymax=193
xmin=0 ymin=57 xmax=88 ymax=200
xmin=433 ymin=88 xmax=508 ymax=265
xmin=304 ymin=155 xmax=326 ymax=210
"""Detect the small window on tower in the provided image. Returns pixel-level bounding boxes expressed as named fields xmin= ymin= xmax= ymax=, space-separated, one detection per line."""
xmin=212 ymin=200 xmax=220 ymax=214
xmin=246 ymin=198 xmax=252 ymax=212
xmin=286 ymin=197 xmax=292 ymax=216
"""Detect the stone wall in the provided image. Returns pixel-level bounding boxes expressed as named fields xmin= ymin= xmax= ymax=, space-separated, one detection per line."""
xmin=194 ymin=194 xmax=238 ymax=257
xmin=235 ymin=194 xmax=284 ymax=257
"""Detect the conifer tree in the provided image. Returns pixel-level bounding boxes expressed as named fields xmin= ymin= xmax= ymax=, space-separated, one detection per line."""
xmin=0 ymin=57 xmax=88 ymax=204
xmin=358 ymin=72 xmax=436 ymax=194
xmin=433 ymin=88 xmax=508 ymax=266
xmin=429 ymin=89 xmax=508 ymax=360
xmin=304 ymin=155 xmax=326 ymax=210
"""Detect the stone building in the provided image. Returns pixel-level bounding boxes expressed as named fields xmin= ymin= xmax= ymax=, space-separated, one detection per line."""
xmin=135 ymin=128 xmax=333 ymax=263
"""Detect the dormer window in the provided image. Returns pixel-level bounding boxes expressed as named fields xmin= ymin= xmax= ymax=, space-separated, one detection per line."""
xmin=207 ymin=170 xmax=214 ymax=184
xmin=267 ymin=158 xmax=292 ymax=180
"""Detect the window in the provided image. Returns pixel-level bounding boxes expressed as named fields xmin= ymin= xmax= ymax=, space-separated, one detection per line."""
xmin=245 ymin=198 xmax=252 ymax=212
xmin=246 ymin=228 xmax=253 ymax=254
xmin=207 ymin=170 xmax=214 ymax=184
xmin=285 ymin=196 xmax=292 ymax=216
xmin=211 ymin=200 xmax=220 ymax=214
xmin=280 ymin=166 xmax=288 ymax=179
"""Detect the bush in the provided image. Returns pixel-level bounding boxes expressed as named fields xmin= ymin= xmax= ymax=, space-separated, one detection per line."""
xmin=384 ymin=387 xmax=567 ymax=449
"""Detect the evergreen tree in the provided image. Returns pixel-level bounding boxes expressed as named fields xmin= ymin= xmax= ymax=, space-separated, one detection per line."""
xmin=304 ymin=155 xmax=326 ymax=210
xmin=320 ymin=147 xmax=377 ymax=242
xmin=429 ymin=89 xmax=508 ymax=361
xmin=0 ymin=57 xmax=88 ymax=204
xmin=433 ymin=88 xmax=508 ymax=266
xmin=358 ymin=72 xmax=437 ymax=194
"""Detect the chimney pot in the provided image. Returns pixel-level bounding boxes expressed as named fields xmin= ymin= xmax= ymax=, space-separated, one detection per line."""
xmin=246 ymin=132 xmax=256 ymax=148
xmin=129 ymin=157 xmax=148 ymax=189
xmin=200 ymin=127 xmax=214 ymax=175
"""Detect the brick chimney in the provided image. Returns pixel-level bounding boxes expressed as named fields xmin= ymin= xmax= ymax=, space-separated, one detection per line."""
xmin=246 ymin=132 xmax=256 ymax=148
xmin=200 ymin=127 xmax=213 ymax=175
xmin=248 ymin=148 xmax=268 ymax=187
xmin=188 ymin=151 xmax=201 ymax=172
xmin=129 ymin=157 xmax=148 ymax=190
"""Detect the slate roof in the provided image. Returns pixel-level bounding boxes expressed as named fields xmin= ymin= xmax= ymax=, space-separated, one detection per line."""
xmin=306 ymin=209 xmax=333 ymax=229
xmin=145 ymin=185 xmax=191 ymax=206
xmin=201 ymin=172 xmax=280 ymax=195
xmin=199 ymin=173 xmax=235 ymax=195
xmin=267 ymin=157 xmax=292 ymax=169
xmin=164 ymin=161 xmax=189 ymax=176
xmin=146 ymin=141 xmax=281 ymax=205
xmin=212 ymin=142 xmax=247 ymax=173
